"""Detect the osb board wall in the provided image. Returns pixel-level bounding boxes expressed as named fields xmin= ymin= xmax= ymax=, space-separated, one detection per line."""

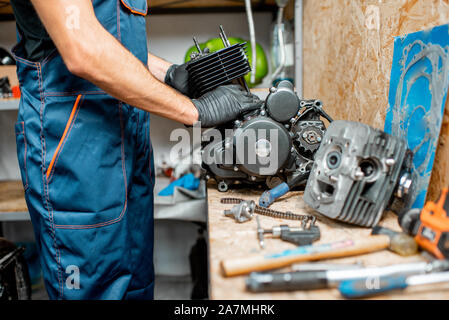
xmin=302 ymin=0 xmax=449 ymax=201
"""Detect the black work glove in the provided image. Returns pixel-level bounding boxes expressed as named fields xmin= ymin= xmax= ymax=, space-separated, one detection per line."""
xmin=165 ymin=63 xmax=192 ymax=97
xmin=192 ymin=84 xmax=263 ymax=128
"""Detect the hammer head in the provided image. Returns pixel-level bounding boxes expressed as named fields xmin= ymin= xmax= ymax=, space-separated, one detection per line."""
xmin=372 ymin=226 xmax=418 ymax=256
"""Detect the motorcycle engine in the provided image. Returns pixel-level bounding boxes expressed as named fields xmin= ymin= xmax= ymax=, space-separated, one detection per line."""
xmin=187 ymin=28 xmax=332 ymax=192
xmin=303 ymin=120 xmax=415 ymax=227
xmin=201 ymin=81 xmax=332 ymax=192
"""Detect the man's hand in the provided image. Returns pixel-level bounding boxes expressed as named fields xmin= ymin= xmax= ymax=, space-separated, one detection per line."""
xmin=165 ymin=63 xmax=191 ymax=97
xmin=192 ymin=85 xmax=262 ymax=127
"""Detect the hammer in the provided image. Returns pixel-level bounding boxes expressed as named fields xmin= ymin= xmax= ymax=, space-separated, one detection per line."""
xmin=221 ymin=228 xmax=418 ymax=277
xmin=221 ymin=236 xmax=392 ymax=277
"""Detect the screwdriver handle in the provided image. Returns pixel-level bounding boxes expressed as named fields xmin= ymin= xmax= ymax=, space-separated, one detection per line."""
xmin=247 ymin=271 xmax=328 ymax=292
xmin=339 ymin=275 xmax=408 ymax=299
xmin=259 ymin=183 xmax=289 ymax=208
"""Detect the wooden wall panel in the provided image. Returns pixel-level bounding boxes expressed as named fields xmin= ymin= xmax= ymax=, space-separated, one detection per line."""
xmin=303 ymin=0 xmax=449 ymax=201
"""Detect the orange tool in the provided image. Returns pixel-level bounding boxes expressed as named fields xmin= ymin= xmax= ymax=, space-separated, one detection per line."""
xmin=414 ymin=188 xmax=449 ymax=259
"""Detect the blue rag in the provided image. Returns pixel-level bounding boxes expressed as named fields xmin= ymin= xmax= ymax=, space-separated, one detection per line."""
xmin=158 ymin=173 xmax=200 ymax=196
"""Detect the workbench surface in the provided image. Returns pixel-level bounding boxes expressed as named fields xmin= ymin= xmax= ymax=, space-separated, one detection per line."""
xmin=206 ymin=186 xmax=449 ymax=300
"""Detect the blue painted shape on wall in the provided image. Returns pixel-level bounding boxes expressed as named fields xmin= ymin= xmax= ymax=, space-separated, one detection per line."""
xmin=385 ymin=24 xmax=449 ymax=209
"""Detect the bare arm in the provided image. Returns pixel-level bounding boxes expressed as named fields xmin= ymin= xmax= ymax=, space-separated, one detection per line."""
xmin=30 ymin=0 xmax=198 ymax=125
xmin=147 ymin=53 xmax=172 ymax=82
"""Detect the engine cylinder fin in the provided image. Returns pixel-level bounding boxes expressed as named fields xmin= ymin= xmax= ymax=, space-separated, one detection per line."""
xmin=187 ymin=43 xmax=251 ymax=98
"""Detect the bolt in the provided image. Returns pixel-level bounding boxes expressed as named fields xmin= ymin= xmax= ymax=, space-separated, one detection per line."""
xmin=234 ymin=120 xmax=241 ymax=127
xmin=386 ymin=158 xmax=396 ymax=166
xmin=270 ymin=87 xmax=277 ymax=93
xmin=260 ymin=110 xmax=266 ymax=116
xmin=250 ymin=176 xmax=257 ymax=181
xmin=317 ymin=136 xmax=322 ymax=142
xmin=234 ymin=166 xmax=239 ymax=172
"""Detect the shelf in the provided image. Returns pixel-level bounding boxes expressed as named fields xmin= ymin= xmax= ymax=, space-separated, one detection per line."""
xmin=0 ymin=179 xmax=207 ymax=223
xmin=0 ymin=180 xmax=29 ymax=221
xmin=0 ymin=0 xmax=277 ymax=21
xmin=0 ymin=0 xmax=13 ymax=21
xmin=0 ymin=98 xmax=19 ymax=111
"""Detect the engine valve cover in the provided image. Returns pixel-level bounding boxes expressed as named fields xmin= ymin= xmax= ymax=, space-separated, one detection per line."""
xmin=303 ymin=120 xmax=414 ymax=228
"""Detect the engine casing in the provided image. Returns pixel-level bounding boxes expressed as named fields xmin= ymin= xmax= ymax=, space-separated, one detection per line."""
xmin=202 ymin=81 xmax=329 ymax=192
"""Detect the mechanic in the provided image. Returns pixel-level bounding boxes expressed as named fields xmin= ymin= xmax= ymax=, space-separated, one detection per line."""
xmin=10 ymin=0 xmax=261 ymax=300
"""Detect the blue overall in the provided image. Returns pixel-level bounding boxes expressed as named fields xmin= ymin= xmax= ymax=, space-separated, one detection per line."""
xmin=12 ymin=0 xmax=155 ymax=299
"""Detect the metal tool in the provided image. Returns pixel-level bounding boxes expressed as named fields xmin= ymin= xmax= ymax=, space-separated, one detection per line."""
xmin=246 ymin=259 xmax=449 ymax=292
xmin=224 ymin=200 xmax=256 ymax=223
xmin=259 ymin=169 xmax=310 ymax=208
xmin=400 ymin=187 xmax=449 ymax=259
xmin=256 ymin=216 xmax=320 ymax=248
xmin=221 ymin=198 xmax=313 ymax=221
xmin=222 ymin=236 xmax=391 ymax=277
xmin=291 ymin=262 xmax=364 ymax=272
xmin=339 ymin=271 xmax=449 ymax=299
xmin=371 ymin=226 xmax=418 ymax=256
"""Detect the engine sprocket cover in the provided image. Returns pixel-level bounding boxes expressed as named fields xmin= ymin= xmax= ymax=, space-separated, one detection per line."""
xmin=233 ymin=117 xmax=292 ymax=177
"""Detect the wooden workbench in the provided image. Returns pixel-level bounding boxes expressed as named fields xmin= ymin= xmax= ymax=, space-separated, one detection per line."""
xmin=206 ymin=186 xmax=449 ymax=300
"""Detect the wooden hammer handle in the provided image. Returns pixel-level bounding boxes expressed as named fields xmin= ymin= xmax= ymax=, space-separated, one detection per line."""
xmin=221 ymin=235 xmax=390 ymax=277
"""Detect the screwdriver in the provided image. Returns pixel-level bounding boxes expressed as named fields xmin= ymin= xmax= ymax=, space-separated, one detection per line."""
xmin=339 ymin=271 xmax=449 ymax=299
xmin=259 ymin=171 xmax=309 ymax=208
xmin=246 ymin=259 xmax=449 ymax=292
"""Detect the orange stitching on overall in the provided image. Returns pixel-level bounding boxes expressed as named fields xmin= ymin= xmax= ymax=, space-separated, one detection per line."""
xmin=117 ymin=0 xmax=122 ymax=41
xmin=53 ymin=101 xmax=129 ymax=230
xmin=46 ymin=95 xmax=83 ymax=180
xmin=22 ymin=122 xmax=29 ymax=189
xmin=16 ymin=122 xmax=29 ymax=189
xmin=120 ymin=0 xmax=148 ymax=16
xmin=37 ymin=63 xmax=64 ymax=298
xmin=47 ymin=96 xmax=83 ymax=183
xmin=45 ymin=91 xmax=105 ymax=97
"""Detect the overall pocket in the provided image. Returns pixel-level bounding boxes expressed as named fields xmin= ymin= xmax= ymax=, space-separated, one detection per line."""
xmin=118 ymin=0 xmax=149 ymax=65
xmin=14 ymin=122 xmax=29 ymax=192
xmin=43 ymin=95 xmax=127 ymax=229
xmin=120 ymin=0 xmax=148 ymax=16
